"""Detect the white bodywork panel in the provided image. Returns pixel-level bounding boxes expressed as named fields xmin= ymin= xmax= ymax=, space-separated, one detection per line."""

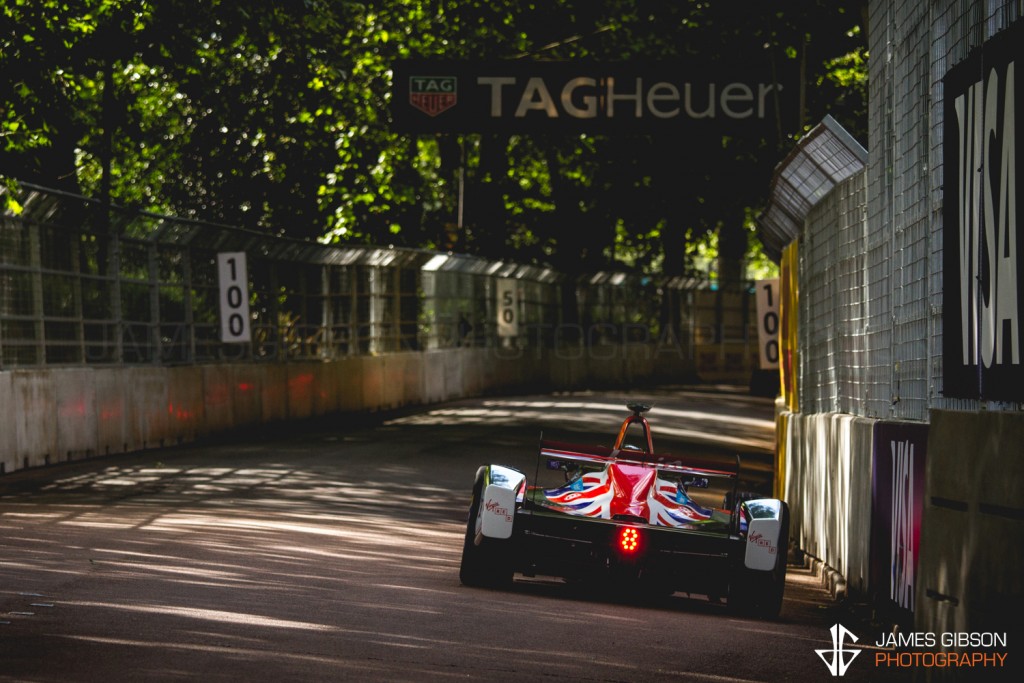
xmin=743 ymin=498 xmax=784 ymax=571
xmin=479 ymin=465 xmax=525 ymax=540
xmin=481 ymin=483 xmax=516 ymax=539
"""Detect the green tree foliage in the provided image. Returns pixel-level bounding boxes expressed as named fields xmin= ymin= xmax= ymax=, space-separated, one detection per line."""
xmin=1 ymin=0 xmax=867 ymax=268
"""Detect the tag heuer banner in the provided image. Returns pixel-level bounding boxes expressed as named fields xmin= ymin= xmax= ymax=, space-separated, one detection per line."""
xmin=391 ymin=60 xmax=791 ymax=135
xmin=942 ymin=19 xmax=1023 ymax=400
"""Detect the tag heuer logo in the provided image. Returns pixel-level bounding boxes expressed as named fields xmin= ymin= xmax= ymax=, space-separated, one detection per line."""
xmin=409 ymin=76 xmax=457 ymax=116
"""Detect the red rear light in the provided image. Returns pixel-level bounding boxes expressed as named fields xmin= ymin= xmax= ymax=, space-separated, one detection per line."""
xmin=619 ymin=527 xmax=640 ymax=553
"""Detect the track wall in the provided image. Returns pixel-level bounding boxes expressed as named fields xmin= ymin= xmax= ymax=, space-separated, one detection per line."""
xmin=0 ymin=345 xmax=693 ymax=475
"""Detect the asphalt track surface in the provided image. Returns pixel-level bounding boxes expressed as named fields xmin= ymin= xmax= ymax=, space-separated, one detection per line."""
xmin=1 ymin=386 xmax=913 ymax=682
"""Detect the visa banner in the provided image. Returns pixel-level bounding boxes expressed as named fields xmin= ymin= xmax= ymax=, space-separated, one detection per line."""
xmin=942 ymin=20 xmax=1023 ymax=400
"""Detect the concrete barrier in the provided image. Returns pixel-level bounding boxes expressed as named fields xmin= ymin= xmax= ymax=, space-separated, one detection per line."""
xmin=442 ymin=350 xmax=465 ymax=401
xmin=258 ymin=364 xmax=288 ymax=422
xmin=845 ymin=415 xmax=875 ymax=596
xmin=334 ymin=358 xmax=364 ymax=413
xmin=776 ymin=405 xmax=1024 ymax=644
xmin=286 ymin=363 xmax=316 ymax=420
xmin=127 ymin=367 xmax=168 ymax=450
xmin=360 ymin=356 xmax=386 ymax=410
xmin=0 ymin=372 xmax=16 ymax=472
xmin=0 ymin=344 xmax=697 ymax=476
xmin=54 ymin=368 xmax=98 ymax=462
xmin=167 ymin=365 xmax=204 ymax=443
xmin=917 ymin=409 xmax=1024 ymax=637
xmin=384 ymin=353 xmax=421 ymax=409
xmin=422 ymin=351 xmax=447 ymax=404
xmin=14 ymin=371 xmax=58 ymax=468
xmin=202 ymin=365 xmax=235 ymax=435
xmin=781 ymin=411 xmax=875 ymax=596
xmin=95 ymin=369 xmax=128 ymax=455
xmin=231 ymin=365 xmax=264 ymax=427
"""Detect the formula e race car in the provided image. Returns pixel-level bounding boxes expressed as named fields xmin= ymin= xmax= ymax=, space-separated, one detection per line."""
xmin=459 ymin=402 xmax=789 ymax=618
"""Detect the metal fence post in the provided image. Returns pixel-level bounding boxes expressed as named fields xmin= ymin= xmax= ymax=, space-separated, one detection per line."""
xmin=107 ymin=230 xmax=123 ymax=364
xmin=182 ymin=247 xmax=195 ymax=363
xmin=28 ymin=218 xmax=45 ymax=365
xmin=391 ymin=266 xmax=402 ymax=351
xmin=147 ymin=239 xmax=162 ymax=364
xmin=321 ymin=265 xmax=332 ymax=360
xmin=268 ymin=262 xmax=281 ymax=361
xmin=347 ymin=267 xmax=357 ymax=356
xmin=70 ymin=234 xmax=85 ymax=363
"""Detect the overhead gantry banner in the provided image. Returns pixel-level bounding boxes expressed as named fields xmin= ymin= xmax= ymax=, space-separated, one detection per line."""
xmin=390 ymin=60 xmax=791 ymax=135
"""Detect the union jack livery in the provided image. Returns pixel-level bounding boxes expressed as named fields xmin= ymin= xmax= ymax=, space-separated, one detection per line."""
xmin=459 ymin=402 xmax=787 ymax=618
xmin=541 ymin=463 xmax=722 ymax=527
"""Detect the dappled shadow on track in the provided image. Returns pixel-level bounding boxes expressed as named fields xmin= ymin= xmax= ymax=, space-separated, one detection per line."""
xmin=383 ymin=387 xmax=777 ymax=496
xmin=0 ymin=437 xmax=479 ymax=680
xmin=385 ymin=387 xmax=775 ymax=454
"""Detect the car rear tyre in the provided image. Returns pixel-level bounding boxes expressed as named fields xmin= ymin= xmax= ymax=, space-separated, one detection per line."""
xmin=728 ymin=502 xmax=789 ymax=619
xmin=459 ymin=476 xmax=514 ymax=589
xmin=757 ymin=502 xmax=789 ymax=618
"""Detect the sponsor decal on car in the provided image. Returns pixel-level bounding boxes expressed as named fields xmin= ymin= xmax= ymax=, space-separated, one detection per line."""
xmin=747 ymin=531 xmax=777 ymax=554
xmin=484 ymin=498 xmax=512 ymax=523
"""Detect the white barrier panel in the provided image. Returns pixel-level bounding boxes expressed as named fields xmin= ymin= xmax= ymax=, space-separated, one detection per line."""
xmin=127 ymin=367 xmax=168 ymax=451
xmin=0 ymin=372 xmax=15 ymax=473
xmin=55 ymin=368 xmax=98 ymax=461
xmin=380 ymin=355 xmax=407 ymax=409
xmin=548 ymin=354 xmax=576 ymax=389
xmin=15 ymin=371 xmax=57 ymax=468
xmin=202 ymin=365 xmax=236 ymax=434
xmin=231 ymin=366 xmax=264 ymax=427
xmin=395 ymin=353 xmax=426 ymax=409
xmin=286 ymin=363 xmax=316 ymax=420
xmin=312 ymin=361 xmax=339 ymax=416
xmin=260 ymin=365 xmax=289 ymax=422
xmin=335 ymin=358 xmax=365 ymax=413
xmin=443 ymin=350 xmax=465 ymax=401
xmin=361 ymin=356 xmax=385 ymax=411
xmin=167 ymin=366 xmax=204 ymax=442
xmin=783 ymin=411 xmax=875 ymax=596
xmin=462 ymin=349 xmax=485 ymax=397
xmin=481 ymin=351 xmax=506 ymax=389
xmin=95 ymin=369 xmax=128 ymax=455
xmin=843 ymin=414 xmax=874 ymax=594
xmin=422 ymin=351 xmax=449 ymax=404
xmin=0 ymin=344 xmax=697 ymax=476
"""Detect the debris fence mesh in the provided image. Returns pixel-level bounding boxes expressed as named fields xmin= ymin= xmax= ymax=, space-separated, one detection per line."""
xmin=1 ymin=182 xmax=761 ymax=372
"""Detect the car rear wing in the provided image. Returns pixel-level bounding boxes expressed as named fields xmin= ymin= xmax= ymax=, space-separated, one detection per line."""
xmin=539 ymin=440 xmax=740 ymax=480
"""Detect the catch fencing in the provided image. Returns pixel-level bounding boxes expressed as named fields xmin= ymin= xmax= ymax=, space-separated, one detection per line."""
xmin=798 ymin=0 xmax=1024 ymax=421
xmin=1 ymin=182 xmax=762 ymax=377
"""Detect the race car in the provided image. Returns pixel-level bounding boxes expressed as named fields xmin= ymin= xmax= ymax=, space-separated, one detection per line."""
xmin=459 ymin=402 xmax=789 ymax=618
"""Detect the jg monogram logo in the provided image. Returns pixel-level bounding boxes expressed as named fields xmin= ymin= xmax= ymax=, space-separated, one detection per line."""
xmin=816 ymin=623 xmax=863 ymax=677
